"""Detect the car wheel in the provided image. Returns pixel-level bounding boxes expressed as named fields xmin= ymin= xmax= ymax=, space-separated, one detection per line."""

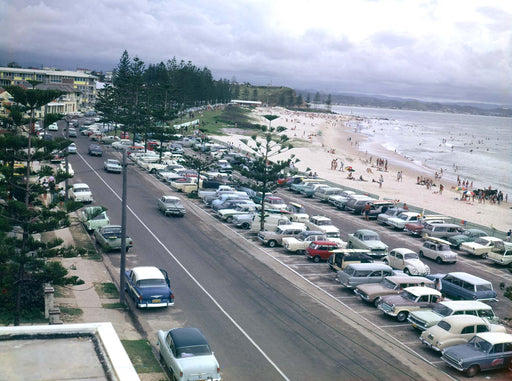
xmin=373 ymin=297 xmax=381 ymax=308
xmin=268 ymin=240 xmax=277 ymax=248
xmin=419 ymin=251 xmax=424 ymax=258
xmin=396 ymin=311 xmax=408 ymax=322
xmin=150 ymin=169 xmax=157 ymax=174
xmin=226 ymin=216 xmax=233 ymax=223
xmin=297 ymin=250 xmax=305 ymax=255
xmin=348 ymin=242 xmax=353 ymax=249
xmin=383 ymin=259 xmax=389 ymax=265
xmin=464 ymin=365 xmax=480 ymax=378
xmin=241 ymin=222 xmax=250 ymax=229
xmin=481 ymin=253 xmax=488 ymax=259
xmin=313 ymin=255 xmax=321 ymax=263
xmin=436 ymin=257 xmax=443 ymax=264
xmin=404 ymin=268 xmax=410 ymax=275
xmin=125 ymin=247 xmax=130 ymax=252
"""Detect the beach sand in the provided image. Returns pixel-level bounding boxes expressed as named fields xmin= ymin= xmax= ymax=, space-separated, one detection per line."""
xmin=214 ymin=107 xmax=511 ymax=233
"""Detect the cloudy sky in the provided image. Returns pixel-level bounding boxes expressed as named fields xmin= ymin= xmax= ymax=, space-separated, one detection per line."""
xmin=1 ymin=0 xmax=511 ymax=105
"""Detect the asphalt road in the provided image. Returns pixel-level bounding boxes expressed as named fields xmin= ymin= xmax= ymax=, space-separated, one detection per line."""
xmin=60 ymin=123 xmax=511 ymax=381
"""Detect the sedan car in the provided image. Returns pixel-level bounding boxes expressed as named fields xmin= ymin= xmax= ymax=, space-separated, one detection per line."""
xmin=125 ymin=266 xmax=174 ymax=308
xmin=88 ymin=143 xmax=103 ymax=156
xmin=384 ymin=248 xmax=430 ymax=276
xmin=104 ymin=159 xmax=122 ymax=173
xmin=378 ymin=286 xmax=442 ymax=322
xmin=157 ymin=195 xmax=186 ymax=217
xmin=441 ymin=332 xmax=512 ymax=377
xmin=67 ymin=143 xmax=77 ymax=154
xmin=93 ymin=225 xmax=133 ymax=252
xmin=420 ymin=315 xmax=506 ymax=352
xmin=447 ymin=229 xmax=488 ymax=249
xmin=386 ymin=212 xmax=421 ymax=230
xmin=347 ymin=229 xmax=388 ymax=259
xmin=460 ymin=236 xmax=503 ymax=258
xmin=157 ymin=327 xmax=222 ymax=381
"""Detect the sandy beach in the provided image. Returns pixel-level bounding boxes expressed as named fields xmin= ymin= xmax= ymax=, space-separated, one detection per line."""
xmin=214 ymin=107 xmax=511 ymax=233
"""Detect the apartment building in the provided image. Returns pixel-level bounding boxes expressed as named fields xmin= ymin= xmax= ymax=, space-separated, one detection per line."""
xmin=0 ymin=67 xmax=98 ymax=115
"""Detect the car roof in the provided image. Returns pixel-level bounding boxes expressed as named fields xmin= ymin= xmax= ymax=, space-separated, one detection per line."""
xmin=163 ymin=195 xmax=180 ymax=201
xmin=311 ymin=215 xmax=330 ymax=220
xmin=440 ymin=315 xmax=489 ymax=325
xmin=385 ymin=275 xmax=433 ymax=284
xmin=170 ymin=327 xmax=209 ymax=348
xmin=331 ymin=249 xmax=371 ymax=254
xmin=371 ymin=200 xmax=394 ymax=205
xmin=390 ymin=248 xmax=416 ymax=254
xmin=403 ymin=286 xmax=441 ymax=296
xmin=475 ymin=332 xmax=512 ymax=345
xmin=478 ymin=236 xmax=503 ymax=242
xmin=311 ymin=240 xmax=339 ymax=245
xmin=302 ymin=230 xmax=324 ymax=236
xmin=131 ymin=266 xmax=165 ymax=280
xmin=73 ymin=183 xmax=89 ymax=188
xmin=446 ymin=272 xmax=492 ymax=285
xmin=346 ymin=263 xmax=391 ymax=270
xmin=439 ymin=300 xmax=491 ymax=309
xmin=398 ymin=212 xmax=421 ymax=217
xmin=355 ymin=229 xmax=378 ymax=235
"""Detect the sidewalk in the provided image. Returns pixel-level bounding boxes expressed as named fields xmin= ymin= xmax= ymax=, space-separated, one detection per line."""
xmin=50 ymin=215 xmax=166 ymax=381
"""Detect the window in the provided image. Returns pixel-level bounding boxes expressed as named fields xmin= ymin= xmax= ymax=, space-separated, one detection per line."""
xmin=503 ymin=342 xmax=512 ymax=352
xmin=478 ymin=310 xmax=494 ymax=319
xmin=465 ymin=310 xmax=477 ymax=316
xmin=369 ymin=271 xmax=382 ymax=277
xmin=462 ymin=282 xmax=474 ymax=291
xmin=355 ymin=270 xmax=372 ymax=277
xmin=461 ymin=326 xmax=475 ymax=334
xmin=490 ymin=343 xmax=503 ymax=354
xmin=476 ymin=325 xmax=489 ymax=333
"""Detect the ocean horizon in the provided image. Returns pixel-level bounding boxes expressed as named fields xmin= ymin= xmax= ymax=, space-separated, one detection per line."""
xmin=329 ymin=105 xmax=512 ymax=199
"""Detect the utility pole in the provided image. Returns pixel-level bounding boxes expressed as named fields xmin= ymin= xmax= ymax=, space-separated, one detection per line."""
xmin=64 ymin=119 xmax=70 ymax=200
xmin=120 ymin=149 xmax=127 ymax=304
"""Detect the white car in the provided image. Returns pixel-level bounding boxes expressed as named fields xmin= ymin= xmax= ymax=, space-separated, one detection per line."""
xmin=48 ymin=123 xmax=58 ymax=131
xmin=103 ymin=159 xmax=123 ymax=173
xmin=384 ymin=248 xmax=430 ymax=276
xmin=67 ymin=143 xmax=77 ymax=154
xmin=157 ymin=327 xmax=221 ymax=381
xmin=419 ymin=237 xmax=458 ymax=264
xmin=460 ymin=236 xmax=503 ymax=258
xmin=70 ymin=183 xmax=93 ymax=203
xmin=386 ymin=212 xmax=421 ymax=230
xmin=58 ymin=162 xmax=74 ymax=177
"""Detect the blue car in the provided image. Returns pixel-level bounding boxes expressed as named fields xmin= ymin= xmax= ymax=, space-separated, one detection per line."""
xmin=125 ymin=266 xmax=174 ymax=308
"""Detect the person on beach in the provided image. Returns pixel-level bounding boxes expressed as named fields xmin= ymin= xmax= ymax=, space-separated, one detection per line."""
xmin=403 ymin=203 xmax=409 ymax=211
xmin=364 ymin=202 xmax=371 ymax=221
xmin=439 ymin=184 xmax=444 ymax=195
xmin=378 ymin=174 xmax=383 ymax=188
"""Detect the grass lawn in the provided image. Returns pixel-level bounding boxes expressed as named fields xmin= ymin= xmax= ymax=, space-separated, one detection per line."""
xmin=94 ymin=282 xmax=119 ymax=299
xmin=121 ymin=339 xmax=163 ymax=374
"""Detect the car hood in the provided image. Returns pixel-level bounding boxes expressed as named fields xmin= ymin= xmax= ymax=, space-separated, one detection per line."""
xmin=409 ymin=309 xmax=439 ymax=322
xmin=177 ymin=354 xmax=220 ymax=376
xmin=380 ymin=294 xmax=411 ymax=306
xmin=405 ymin=259 xmax=429 ymax=270
xmin=282 ymin=237 xmax=299 ymax=245
xmin=321 ymin=225 xmax=340 ymax=234
xmin=387 ymin=217 xmax=405 ymax=224
xmin=448 ymin=235 xmax=467 ymax=242
xmin=356 ymin=283 xmax=388 ymax=295
xmin=442 ymin=344 xmax=483 ymax=362
xmin=365 ymin=240 xmax=388 ymax=250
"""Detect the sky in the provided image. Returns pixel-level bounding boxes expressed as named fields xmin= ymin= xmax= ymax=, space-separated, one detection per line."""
xmin=1 ymin=0 xmax=511 ymax=105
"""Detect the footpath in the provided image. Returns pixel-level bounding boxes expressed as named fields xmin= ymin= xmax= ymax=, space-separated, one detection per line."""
xmin=49 ymin=215 xmax=167 ymax=381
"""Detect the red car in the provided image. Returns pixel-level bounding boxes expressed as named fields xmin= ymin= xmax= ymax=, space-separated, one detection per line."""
xmin=305 ymin=241 xmax=340 ymax=263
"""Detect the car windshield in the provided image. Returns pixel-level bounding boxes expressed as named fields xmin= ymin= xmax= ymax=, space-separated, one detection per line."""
xmin=364 ymin=234 xmax=379 ymax=241
xmin=316 ymin=220 xmax=331 ymax=226
xmin=474 ymin=238 xmax=489 ymax=245
xmin=166 ymin=200 xmax=182 ymax=207
xmin=137 ymin=278 xmax=166 ymax=288
xmin=468 ymin=336 xmax=492 ymax=353
xmin=401 ymin=290 xmax=417 ymax=302
xmin=476 ymin=283 xmax=493 ymax=292
xmin=431 ymin=304 xmax=453 ymax=317
xmin=176 ymin=344 xmax=212 ymax=357
xmin=398 ymin=214 xmax=409 ymax=221
xmin=437 ymin=320 xmax=451 ymax=332
xmin=381 ymin=278 xmax=397 ymax=290
xmin=75 ymin=187 xmax=90 ymax=193
xmin=344 ymin=267 xmax=356 ymax=276
xmin=404 ymin=252 xmax=419 ymax=260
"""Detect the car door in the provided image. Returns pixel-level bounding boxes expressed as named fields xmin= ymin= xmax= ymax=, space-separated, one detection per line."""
xmin=162 ymin=333 xmax=179 ymax=374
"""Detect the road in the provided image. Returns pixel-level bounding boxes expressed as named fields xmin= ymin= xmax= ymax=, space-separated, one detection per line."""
xmin=61 ymin=123 xmax=511 ymax=380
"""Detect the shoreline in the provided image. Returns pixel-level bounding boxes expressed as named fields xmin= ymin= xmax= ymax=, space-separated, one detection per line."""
xmin=213 ymin=106 xmax=511 ymax=233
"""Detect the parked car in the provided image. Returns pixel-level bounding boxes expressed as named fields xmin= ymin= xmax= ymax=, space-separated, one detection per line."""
xmin=378 ymin=286 xmax=442 ymax=322
xmin=67 ymin=143 xmax=77 ymax=154
xmin=284 ymin=202 xmax=309 ymax=223
xmin=58 ymin=162 xmax=74 ymax=177
xmin=487 ymin=241 xmax=512 ymax=267
xmin=448 ymin=229 xmax=488 ymax=249
xmin=441 ymin=332 xmax=512 ymax=377
xmin=327 ymin=190 xmax=356 ymax=209
xmin=94 ymin=225 xmax=133 ymax=252
xmin=354 ymin=275 xmax=434 ymax=307
xmin=305 ymin=240 xmax=340 ymax=262
xmin=103 ymin=159 xmax=123 ymax=173
xmin=404 ymin=215 xmax=451 ymax=236
xmin=384 ymin=248 xmax=430 ymax=276
xmin=408 ymin=300 xmax=499 ymax=331
xmin=125 ymin=266 xmax=174 ymax=308
xmin=70 ymin=183 xmax=93 ymax=203
xmin=377 ymin=207 xmax=406 ymax=225
xmin=157 ymin=327 xmax=221 ymax=381
xmin=422 ymin=223 xmax=464 ymax=239
xmin=420 ymin=315 xmax=506 ymax=352
xmin=257 ymin=223 xmax=306 ymax=247
xmin=347 ymin=229 xmax=388 ymax=258
xmin=345 ymin=198 xmax=378 ymax=215
xmin=336 ymin=263 xmax=394 ymax=289
xmin=419 ymin=237 xmax=458 ymax=264
xmin=68 ymin=127 xmax=77 ymax=137
xmin=386 ymin=212 xmax=421 ymax=230
xmin=428 ymin=272 xmax=497 ymax=302
xmin=48 ymin=122 xmax=58 ymax=131
xmin=335 ymin=194 xmax=373 ymax=211
xmin=460 ymin=236 xmax=503 ymax=258
xmin=301 ymin=183 xmax=329 ymax=197
xmin=157 ymin=195 xmax=186 ymax=217
xmin=328 ymin=249 xmax=373 ymax=272
xmin=80 ymin=206 xmax=110 ymax=232
xmin=217 ymin=204 xmax=257 ymax=222
xmin=282 ymin=230 xmax=326 ymax=254
xmin=313 ymin=187 xmax=344 ymax=202
xmin=88 ymin=143 xmax=103 ymax=156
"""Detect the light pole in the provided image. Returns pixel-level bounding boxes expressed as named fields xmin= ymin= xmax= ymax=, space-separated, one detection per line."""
xmin=119 ymin=148 xmax=127 ymax=304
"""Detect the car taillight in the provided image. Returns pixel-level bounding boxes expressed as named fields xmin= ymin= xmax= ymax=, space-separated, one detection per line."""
xmin=179 ymin=371 xmax=183 ymax=377
xmin=217 ymin=367 xmax=220 ymax=373
xmin=170 ymin=293 xmax=174 ymax=299
xmin=139 ymin=295 xmax=142 ymax=301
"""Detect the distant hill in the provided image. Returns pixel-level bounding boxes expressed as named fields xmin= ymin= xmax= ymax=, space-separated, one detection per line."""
xmin=297 ymin=91 xmax=512 ymax=117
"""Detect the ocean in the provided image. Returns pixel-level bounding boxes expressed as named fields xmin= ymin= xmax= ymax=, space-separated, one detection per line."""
xmin=329 ymin=105 xmax=512 ymax=198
